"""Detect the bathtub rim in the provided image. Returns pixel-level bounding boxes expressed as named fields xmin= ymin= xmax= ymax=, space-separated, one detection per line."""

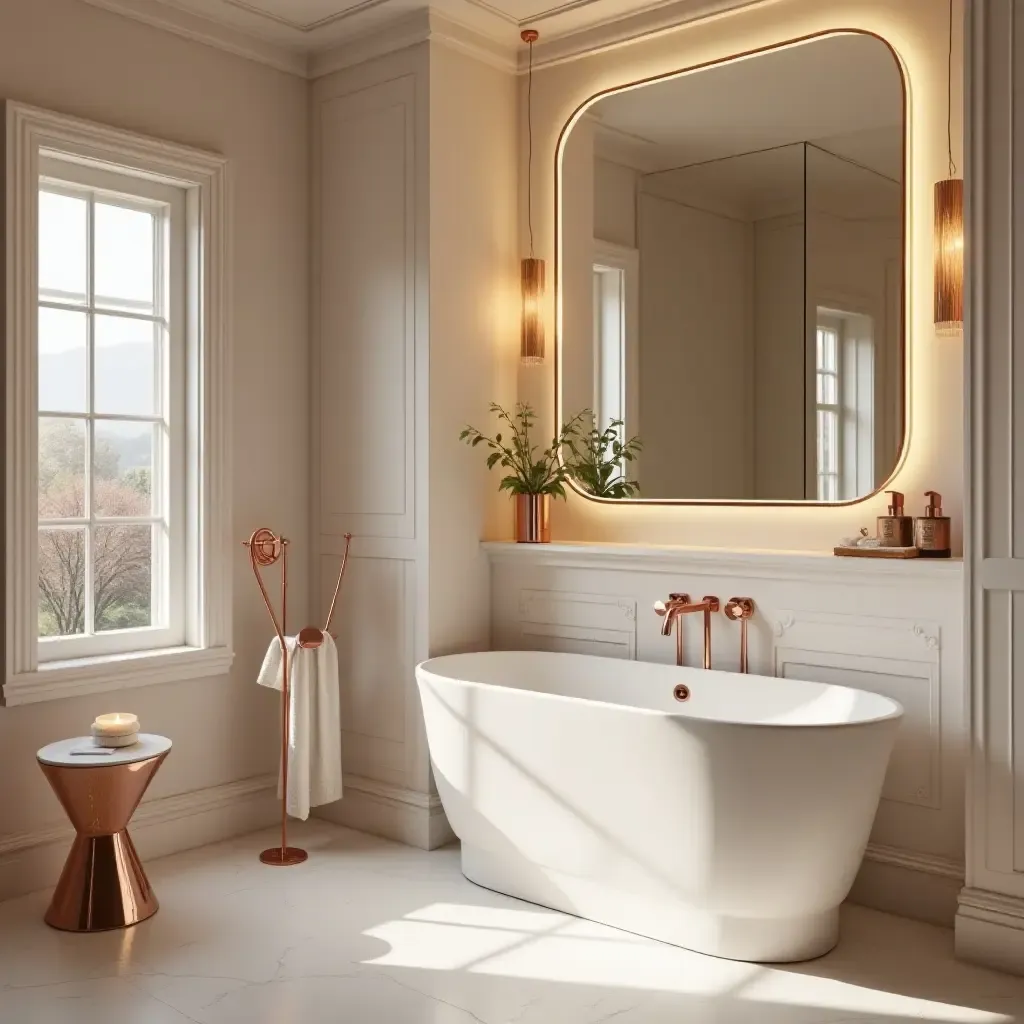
xmin=416 ymin=650 xmax=904 ymax=730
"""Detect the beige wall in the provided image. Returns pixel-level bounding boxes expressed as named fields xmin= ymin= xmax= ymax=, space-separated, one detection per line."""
xmin=526 ymin=0 xmax=963 ymax=552
xmin=754 ymin=215 xmax=806 ymax=498
xmin=0 ymin=0 xmax=309 ymax=879
xmin=594 ymin=158 xmax=637 ymax=248
xmin=637 ymin=191 xmax=752 ymax=498
xmin=428 ymin=43 xmax=519 ymax=651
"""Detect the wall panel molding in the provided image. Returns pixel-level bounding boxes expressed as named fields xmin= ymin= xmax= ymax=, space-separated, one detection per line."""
xmin=957 ymin=0 xmax=1024 ymax=974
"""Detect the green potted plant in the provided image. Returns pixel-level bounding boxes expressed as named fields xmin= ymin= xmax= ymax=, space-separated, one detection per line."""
xmin=460 ymin=403 xmax=584 ymax=542
xmin=565 ymin=414 xmax=643 ymax=499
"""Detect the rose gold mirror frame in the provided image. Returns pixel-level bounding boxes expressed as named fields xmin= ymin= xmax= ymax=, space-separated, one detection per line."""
xmin=553 ymin=29 xmax=908 ymax=507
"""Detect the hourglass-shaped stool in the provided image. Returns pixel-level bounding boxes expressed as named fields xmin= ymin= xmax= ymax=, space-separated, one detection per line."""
xmin=36 ymin=734 xmax=171 ymax=932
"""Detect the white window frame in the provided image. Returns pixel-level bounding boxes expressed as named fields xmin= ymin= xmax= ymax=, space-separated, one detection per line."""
xmin=4 ymin=102 xmax=233 ymax=705
xmin=37 ymin=161 xmax=186 ymax=661
xmin=815 ymin=316 xmax=842 ymax=501
xmin=592 ymin=239 xmax=639 ymax=447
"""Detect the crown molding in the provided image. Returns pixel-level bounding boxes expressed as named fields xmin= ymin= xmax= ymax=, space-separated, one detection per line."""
xmin=79 ymin=0 xmax=310 ymax=75
xmin=310 ymin=8 xmax=516 ymax=78
xmin=522 ymin=0 xmax=769 ymax=70
xmin=77 ymin=0 xmax=770 ymax=79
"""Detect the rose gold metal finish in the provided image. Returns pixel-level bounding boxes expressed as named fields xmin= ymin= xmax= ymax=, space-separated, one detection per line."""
xmin=934 ymin=177 xmax=963 ymax=334
xmin=260 ymin=846 xmax=308 ymax=867
xmin=724 ymin=597 xmax=756 ymax=674
xmin=38 ymin=753 xmax=167 ymax=931
xmin=244 ymin=528 xmax=354 ymax=864
xmin=656 ymin=594 xmax=719 ymax=668
xmin=552 ymin=29 xmax=908 ymax=508
xmin=297 ymin=533 xmax=353 ymax=650
xmin=673 ymin=683 xmax=691 ymax=702
xmin=520 ymin=258 xmax=546 ymax=364
xmin=244 ymin=529 xmax=305 ymax=867
xmin=654 ymin=593 xmax=690 ymax=666
xmin=322 ymin=532 xmax=353 ymax=638
xmin=521 ymin=28 xmax=539 ymax=42
xmin=514 ymin=493 xmax=551 ymax=543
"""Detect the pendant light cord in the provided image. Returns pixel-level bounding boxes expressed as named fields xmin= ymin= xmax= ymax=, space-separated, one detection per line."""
xmin=527 ymin=36 xmax=535 ymax=258
xmin=948 ymin=0 xmax=956 ymax=178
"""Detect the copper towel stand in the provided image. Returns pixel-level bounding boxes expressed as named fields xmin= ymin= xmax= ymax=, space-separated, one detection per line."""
xmin=243 ymin=528 xmax=352 ymax=866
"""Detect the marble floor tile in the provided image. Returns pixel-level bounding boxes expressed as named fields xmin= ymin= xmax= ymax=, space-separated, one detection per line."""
xmin=1 ymin=820 xmax=1023 ymax=1024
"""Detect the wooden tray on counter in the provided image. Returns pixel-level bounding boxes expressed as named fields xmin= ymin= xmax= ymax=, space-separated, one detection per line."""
xmin=834 ymin=546 xmax=919 ymax=559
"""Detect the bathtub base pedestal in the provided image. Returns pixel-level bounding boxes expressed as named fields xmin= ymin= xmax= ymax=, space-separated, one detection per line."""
xmin=462 ymin=843 xmax=839 ymax=964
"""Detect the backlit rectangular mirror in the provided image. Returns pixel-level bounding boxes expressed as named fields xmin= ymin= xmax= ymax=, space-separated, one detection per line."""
xmin=557 ymin=32 xmax=906 ymax=503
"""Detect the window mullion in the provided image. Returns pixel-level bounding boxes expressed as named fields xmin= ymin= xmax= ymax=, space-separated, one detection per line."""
xmin=85 ymin=194 xmax=96 ymax=637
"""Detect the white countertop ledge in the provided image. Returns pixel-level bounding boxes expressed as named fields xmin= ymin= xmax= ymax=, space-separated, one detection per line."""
xmin=481 ymin=540 xmax=963 ymax=583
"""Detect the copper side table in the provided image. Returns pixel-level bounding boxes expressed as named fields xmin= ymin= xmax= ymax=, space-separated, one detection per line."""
xmin=37 ymin=734 xmax=172 ymax=932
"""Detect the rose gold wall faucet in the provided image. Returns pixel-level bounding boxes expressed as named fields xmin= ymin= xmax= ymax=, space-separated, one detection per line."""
xmin=724 ymin=597 xmax=756 ymax=673
xmin=654 ymin=594 xmax=721 ymax=669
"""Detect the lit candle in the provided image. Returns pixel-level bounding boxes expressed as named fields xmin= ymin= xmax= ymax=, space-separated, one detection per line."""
xmin=92 ymin=713 xmax=139 ymax=738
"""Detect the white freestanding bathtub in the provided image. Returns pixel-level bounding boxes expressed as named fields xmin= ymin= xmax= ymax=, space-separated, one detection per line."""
xmin=415 ymin=650 xmax=902 ymax=963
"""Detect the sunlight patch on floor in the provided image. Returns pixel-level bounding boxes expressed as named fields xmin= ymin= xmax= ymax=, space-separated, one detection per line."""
xmin=742 ymin=971 xmax=1015 ymax=1023
xmin=364 ymin=901 xmax=761 ymax=992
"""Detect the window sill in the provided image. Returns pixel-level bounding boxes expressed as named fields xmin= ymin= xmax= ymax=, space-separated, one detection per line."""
xmin=3 ymin=645 xmax=234 ymax=707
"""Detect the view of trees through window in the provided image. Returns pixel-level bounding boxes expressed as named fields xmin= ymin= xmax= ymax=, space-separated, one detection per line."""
xmin=38 ymin=418 xmax=153 ymax=637
xmin=37 ymin=178 xmax=167 ymax=642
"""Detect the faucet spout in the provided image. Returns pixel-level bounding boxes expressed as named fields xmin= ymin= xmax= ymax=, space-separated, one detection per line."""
xmin=654 ymin=594 xmax=690 ymax=664
xmin=655 ymin=593 xmax=721 ymax=669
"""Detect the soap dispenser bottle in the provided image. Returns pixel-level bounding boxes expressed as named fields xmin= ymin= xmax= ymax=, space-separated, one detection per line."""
xmin=915 ymin=491 xmax=952 ymax=558
xmin=877 ymin=490 xmax=914 ymax=547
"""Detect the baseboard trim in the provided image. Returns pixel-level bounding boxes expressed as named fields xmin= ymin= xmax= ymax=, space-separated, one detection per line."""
xmin=0 ymin=774 xmax=277 ymax=903
xmin=956 ymin=887 xmax=1024 ymax=975
xmin=849 ymin=843 xmax=965 ymax=927
xmin=313 ymin=773 xmax=454 ymax=850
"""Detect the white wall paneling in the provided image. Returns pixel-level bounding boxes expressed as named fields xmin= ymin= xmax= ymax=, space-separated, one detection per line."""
xmin=955 ymin=0 xmax=1024 ymax=974
xmin=317 ymin=72 xmax=417 ymax=542
xmin=310 ymin=41 xmax=517 ymax=847
xmin=311 ymin=47 xmax=434 ymax=843
xmin=773 ymin=611 xmax=942 ymax=813
xmin=487 ymin=542 xmax=964 ymax=926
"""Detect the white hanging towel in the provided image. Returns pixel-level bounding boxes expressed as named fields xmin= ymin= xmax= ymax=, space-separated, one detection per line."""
xmin=257 ymin=634 xmax=342 ymax=820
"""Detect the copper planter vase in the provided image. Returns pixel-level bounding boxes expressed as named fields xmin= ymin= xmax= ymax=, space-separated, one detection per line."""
xmin=514 ymin=493 xmax=550 ymax=543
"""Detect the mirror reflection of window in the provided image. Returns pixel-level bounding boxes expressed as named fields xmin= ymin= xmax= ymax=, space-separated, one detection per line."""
xmin=815 ymin=321 xmax=841 ymax=501
xmin=593 ymin=263 xmax=625 ymax=438
xmin=816 ymin=310 xmax=876 ymax=501
xmin=592 ymin=241 xmax=639 ymax=455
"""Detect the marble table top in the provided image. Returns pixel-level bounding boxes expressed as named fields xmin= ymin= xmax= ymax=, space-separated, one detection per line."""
xmin=37 ymin=734 xmax=172 ymax=767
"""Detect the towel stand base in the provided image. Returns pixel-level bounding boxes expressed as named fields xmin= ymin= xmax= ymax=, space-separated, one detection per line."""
xmin=260 ymin=846 xmax=308 ymax=866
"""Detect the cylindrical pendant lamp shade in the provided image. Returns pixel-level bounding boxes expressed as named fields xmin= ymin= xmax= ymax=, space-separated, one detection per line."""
xmin=520 ymin=257 xmax=546 ymax=364
xmin=934 ymin=177 xmax=964 ymax=336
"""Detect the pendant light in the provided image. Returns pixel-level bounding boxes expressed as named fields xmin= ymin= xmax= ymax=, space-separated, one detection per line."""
xmin=521 ymin=28 xmax=545 ymax=365
xmin=935 ymin=0 xmax=963 ymax=337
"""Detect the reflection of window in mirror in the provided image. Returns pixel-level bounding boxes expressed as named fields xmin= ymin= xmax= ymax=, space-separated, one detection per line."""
xmin=592 ymin=241 xmax=639 ymax=451
xmin=815 ymin=309 xmax=875 ymax=501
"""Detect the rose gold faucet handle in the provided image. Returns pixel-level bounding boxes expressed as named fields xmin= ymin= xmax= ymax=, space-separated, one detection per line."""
xmin=654 ymin=594 xmax=691 ymax=616
xmin=724 ymin=597 xmax=755 ymax=621
xmin=703 ymin=596 xmax=721 ymax=612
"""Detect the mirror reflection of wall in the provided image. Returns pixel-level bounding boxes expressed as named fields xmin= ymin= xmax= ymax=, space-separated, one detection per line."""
xmin=559 ymin=33 xmax=904 ymax=501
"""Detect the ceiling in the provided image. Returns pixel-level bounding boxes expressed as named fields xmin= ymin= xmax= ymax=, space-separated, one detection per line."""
xmin=80 ymin=0 xmax=766 ymax=76
xmin=590 ymin=33 xmax=904 ymax=177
